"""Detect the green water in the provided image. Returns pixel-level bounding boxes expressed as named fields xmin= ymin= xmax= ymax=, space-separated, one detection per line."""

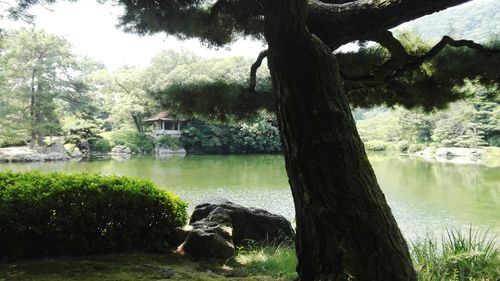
xmin=1 ymin=153 xmax=499 ymax=241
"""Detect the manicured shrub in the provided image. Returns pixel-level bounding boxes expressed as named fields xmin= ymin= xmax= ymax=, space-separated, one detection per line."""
xmin=0 ymin=171 xmax=187 ymax=260
xmin=364 ymin=140 xmax=388 ymax=151
xmin=90 ymin=138 xmax=112 ymax=153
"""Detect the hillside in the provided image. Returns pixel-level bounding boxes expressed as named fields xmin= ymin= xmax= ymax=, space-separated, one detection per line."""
xmin=396 ymin=0 xmax=499 ymax=42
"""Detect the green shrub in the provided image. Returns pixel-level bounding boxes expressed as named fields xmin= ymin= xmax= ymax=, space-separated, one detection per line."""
xmin=90 ymin=138 xmax=112 ymax=153
xmin=181 ymin=120 xmax=231 ymax=154
xmin=396 ymin=140 xmax=410 ymax=153
xmin=0 ymin=171 xmax=187 ymax=260
xmin=364 ymin=140 xmax=388 ymax=151
xmin=156 ymin=136 xmax=181 ymax=150
xmin=412 ymin=228 xmax=499 ymax=281
xmin=181 ymin=113 xmax=281 ymax=154
xmin=408 ymin=143 xmax=426 ymax=153
xmin=106 ymin=130 xmax=155 ymax=153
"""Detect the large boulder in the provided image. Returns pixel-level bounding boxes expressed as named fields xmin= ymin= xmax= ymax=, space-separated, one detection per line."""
xmin=190 ymin=199 xmax=295 ymax=245
xmin=111 ymin=145 xmax=132 ymax=154
xmin=47 ymin=142 xmax=66 ymax=154
xmin=178 ymin=207 xmax=235 ymax=259
xmin=178 ymin=199 xmax=294 ymax=259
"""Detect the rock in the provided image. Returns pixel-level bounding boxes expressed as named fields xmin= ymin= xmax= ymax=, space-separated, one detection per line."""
xmin=179 ymin=207 xmax=235 ymax=259
xmin=111 ymin=145 xmax=132 ymax=154
xmin=415 ymin=147 xmax=435 ymax=157
xmin=435 ymin=147 xmax=484 ymax=159
xmin=47 ymin=142 xmax=66 ymax=154
xmin=44 ymin=152 xmax=70 ymax=161
xmin=111 ymin=153 xmax=131 ymax=161
xmin=155 ymin=146 xmax=186 ymax=155
xmin=71 ymin=148 xmax=83 ymax=158
xmin=190 ymin=199 xmax=295 ymax=246
xmin=11 ymin=152 xmax=44 ymax=162
xmin=178 ymin=200 xmax=295 ymax=259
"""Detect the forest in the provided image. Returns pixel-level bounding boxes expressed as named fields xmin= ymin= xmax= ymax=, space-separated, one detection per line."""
xmin=0 ymin=29 xmax=498 ymax=154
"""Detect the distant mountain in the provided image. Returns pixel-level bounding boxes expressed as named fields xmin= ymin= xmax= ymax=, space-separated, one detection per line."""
xmin=396 ymin=0 xmax=499 ymax=43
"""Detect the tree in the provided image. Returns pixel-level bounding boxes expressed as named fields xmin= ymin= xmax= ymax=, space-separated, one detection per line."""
xmin=9 ymin=0 xmax=500 ymax=279
xmin=87 ymin=67 xmax=153 ymax=131
xmin=0 ymin=28 xmax=99 ymax=148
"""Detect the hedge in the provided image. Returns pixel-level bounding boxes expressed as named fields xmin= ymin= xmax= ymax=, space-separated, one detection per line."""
xmin=0 ymin=171 xmax=187 ymax=260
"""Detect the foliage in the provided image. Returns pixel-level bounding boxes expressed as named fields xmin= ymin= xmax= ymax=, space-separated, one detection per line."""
xmin=89 ymin=138 xmax=112 ymax=153
xmin=181 ymin=120 xmax=231 ymax=154
xmin=412 ymin=228 xmax=499 ymax=281
xmin=181 ymin=112 xmax=281 ymax=154
xmin=155 ymin=136 xmax=181 ymax=150
xmin=0 ymin=28 xmax=101 ymax=147
xmin=0 ymin=171 xmax=187 ymax=260
xmin=86 ymin=67 xmax=155 ymax=131
xmin=62 ymin=115 xmax=102 ymax=152
xmin=230 ymin=114 xmax=281 ymax=153
xmin=355 ymin=81 xmax=499 ymax=150
xmin=104 ymin=130 xmax=155 ymax=153
xmin=364 ymin=140 xmax=391 ymax=151
xmin=147 ymin=57 xmax=273 ymax=120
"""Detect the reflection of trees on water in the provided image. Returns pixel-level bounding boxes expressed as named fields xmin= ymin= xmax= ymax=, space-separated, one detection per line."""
xmin=369 ymin=153 xmax=499 ymax=235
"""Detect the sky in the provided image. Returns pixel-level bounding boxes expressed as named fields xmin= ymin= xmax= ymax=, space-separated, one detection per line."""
xmin=1 ymin=0 xmax=494 ymax=70
xmin=1 ymin=1 xmax=267 ymax=70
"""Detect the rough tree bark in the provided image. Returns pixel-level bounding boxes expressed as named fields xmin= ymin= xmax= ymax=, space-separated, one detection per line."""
xmin=262 ymin=0 xmax=416 ymax=280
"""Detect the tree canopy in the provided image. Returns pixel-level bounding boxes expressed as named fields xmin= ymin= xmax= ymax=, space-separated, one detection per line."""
xmin=0 ymin=28 xmax=100 ymax=147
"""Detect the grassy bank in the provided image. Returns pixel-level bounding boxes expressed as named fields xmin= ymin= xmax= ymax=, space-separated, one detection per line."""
xmin=0 ymin=252 xmax=291 ymax=281
xmin=1 ymin=229 xmax=497 ymax=281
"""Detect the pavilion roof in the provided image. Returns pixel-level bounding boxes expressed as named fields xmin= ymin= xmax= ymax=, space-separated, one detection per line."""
xmin=143 ymin=111 xmax=182 ymax=122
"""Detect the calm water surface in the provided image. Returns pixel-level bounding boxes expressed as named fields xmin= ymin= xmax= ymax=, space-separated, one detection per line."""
xmin=1 ymin=153 xmax=499 ymax=241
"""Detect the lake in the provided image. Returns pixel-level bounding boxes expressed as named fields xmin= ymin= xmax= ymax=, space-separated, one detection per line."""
xmin=1 ymin=153 xmax=499 ymax=242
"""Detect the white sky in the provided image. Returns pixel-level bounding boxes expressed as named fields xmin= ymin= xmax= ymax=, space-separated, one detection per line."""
xmin=1 ymin=1 xmax=267 ymax=70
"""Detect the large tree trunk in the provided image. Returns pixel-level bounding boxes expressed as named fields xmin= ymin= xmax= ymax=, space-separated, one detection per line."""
xmin=263 ymin=1 xmax=416 ymax=280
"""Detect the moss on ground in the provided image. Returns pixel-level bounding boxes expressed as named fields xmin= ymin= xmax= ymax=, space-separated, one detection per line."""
xmin=0 ymin=253 xmax=289 ymax=281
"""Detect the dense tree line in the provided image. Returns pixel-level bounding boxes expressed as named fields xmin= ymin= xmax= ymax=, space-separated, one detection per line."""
xmin=355 ymin=80 xmax=499 ymax=151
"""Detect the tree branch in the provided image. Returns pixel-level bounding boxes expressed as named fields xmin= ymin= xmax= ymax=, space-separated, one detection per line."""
xmin=341 ymin=32 xmax=500 ymax=84
xmin=307 ymin=0 xmax=473 ymax=48
xmin=249 ymin=49 xmax=268 ymax=92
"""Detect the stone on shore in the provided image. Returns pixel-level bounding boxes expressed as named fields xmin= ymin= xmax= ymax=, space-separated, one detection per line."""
xmin=111 ymin=145 xmax=132 ymax=154
xmin=178 ymin=199 xmax=295 ymax=259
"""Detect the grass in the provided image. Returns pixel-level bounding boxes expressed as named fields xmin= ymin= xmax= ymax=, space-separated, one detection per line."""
xmin=228 ymin=240 xmax=297 ymax=281
xmin=0 ymin=253 xmax=281 ymax=281
xmin=412 ymin=228 xmax=499 ymax=281
xmin=1 ymin=228 xmax=497 ymax=281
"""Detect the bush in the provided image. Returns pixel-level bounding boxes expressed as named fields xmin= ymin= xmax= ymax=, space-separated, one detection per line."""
xmin=364 ymin=140 xmax=388 ymax=151
xmin=0 ymin=171 xmax=187 ymax=260
xmin=180 ymin=113 xmax=281 ymax=154
xmin=106 ymin=130 xmax=155 ymax=153
xmin=90 ymin=138 xmax=112 ymax=153
xmin=408 ymin=143 xmax=426 ymax=153
xmin=396 ymin=140 xmax=410 ymax=153
xmin=156 ymin=136 xmax=181 ymax=150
